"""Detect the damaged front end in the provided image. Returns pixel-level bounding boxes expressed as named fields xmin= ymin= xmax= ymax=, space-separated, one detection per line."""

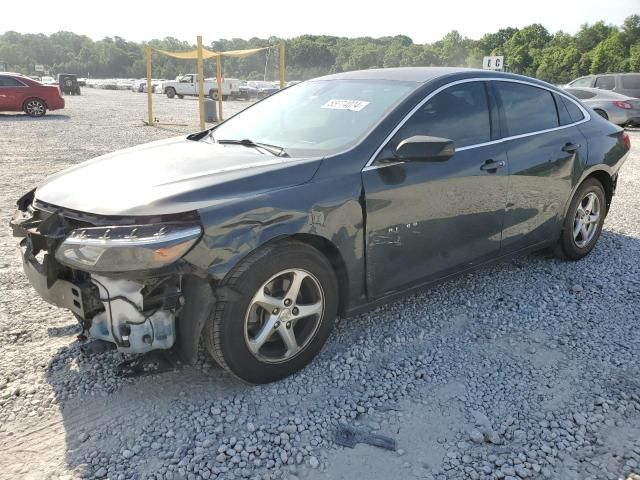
xmin=11 ymin=189 xmax=204 ymax=355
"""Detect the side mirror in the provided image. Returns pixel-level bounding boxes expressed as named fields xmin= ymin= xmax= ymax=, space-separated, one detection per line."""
xmin=395 ymin=135 xmax=455 ymax=162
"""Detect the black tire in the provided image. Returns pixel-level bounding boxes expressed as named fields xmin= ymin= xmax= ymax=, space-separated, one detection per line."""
xmin=23 ymin=98 xmax=47 ymax=117
xmin=594 ymin=109 xmax=608 ymax=121
xmin=166 ymin=87 xmax=176 ymax=99
xmin=177 ymin=94 xmax=184 ymax=99
xmin=204 ymin=240 xmax=338 ymax=384
xmin=209 ymin=89 xmax=218 ymax=100
xmin=554 ymin=178 xmax=607 ymax=260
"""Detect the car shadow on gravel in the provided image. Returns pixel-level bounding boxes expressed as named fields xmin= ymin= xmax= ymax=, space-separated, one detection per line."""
xmin=0 ymin=113 xmax=70 ymax=121
xmin=35 ymin=229 xmax=640 ymax=479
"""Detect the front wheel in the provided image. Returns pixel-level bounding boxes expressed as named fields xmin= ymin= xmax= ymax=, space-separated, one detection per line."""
xmin=204 ymin=241 xmax=338 ymax=384
xmin=554 ymin=178 xmax=606 ymax=260
xmin=24 ymin=98 xmax=47 ymax=117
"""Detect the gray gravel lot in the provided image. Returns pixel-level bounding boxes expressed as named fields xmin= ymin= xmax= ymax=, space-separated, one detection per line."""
xmin=1 ymin=88 xmax=640 ymax=480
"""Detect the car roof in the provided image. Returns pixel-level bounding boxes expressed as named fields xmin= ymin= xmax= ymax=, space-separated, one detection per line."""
xmin=314 ymin=67 xmax=553 ymax=87
xmin=317 ymin=67 xmax=484 ymax=83
xmin=0 ymin=72 xmax=27 ymax=77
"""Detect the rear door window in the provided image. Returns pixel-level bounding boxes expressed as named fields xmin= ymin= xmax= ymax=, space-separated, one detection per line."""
xmin=0 ymin=76 xmax=26 ymax=87
xmin=595 ymin=76 xmax=615 ymax=90
xmin=554 ymin=93 xmax=573 ymax=125
xmin=554 ymin=93 xmax=585 ymax=124
xmin=495 ymin=82 xmax=559 ymax=136
xmin=388 ymin=81 xmax=492 ymax=149
xmin=561 ymin=97 xmax=585 ymax=123
xmin=621 ymin=75 xmax=640 ymax=89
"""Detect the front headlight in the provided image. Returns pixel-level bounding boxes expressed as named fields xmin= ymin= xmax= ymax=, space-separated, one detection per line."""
xmin=55 ymin=223 xmax=202 ymax=272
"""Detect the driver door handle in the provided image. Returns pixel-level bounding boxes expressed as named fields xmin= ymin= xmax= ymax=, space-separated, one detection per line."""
xmin=480 ymin=159 xmax=505 ymax=172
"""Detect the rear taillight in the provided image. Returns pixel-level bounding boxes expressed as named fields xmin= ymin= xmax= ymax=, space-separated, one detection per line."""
xmin=622 ymin=131 xmax=631 ymax=150
xmin=613 ymin=101 xmax=632 ymax=109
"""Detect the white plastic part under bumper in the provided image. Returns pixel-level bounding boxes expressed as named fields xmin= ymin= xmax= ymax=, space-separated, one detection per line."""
xmin=90 ymin=274 xmax=175 ymax=353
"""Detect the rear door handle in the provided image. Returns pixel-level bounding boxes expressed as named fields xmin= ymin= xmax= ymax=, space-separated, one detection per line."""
xmin=480 ymin=159 xmax=505 ymax=172
xmin=562 ymin=143 xmax=580 ymax=153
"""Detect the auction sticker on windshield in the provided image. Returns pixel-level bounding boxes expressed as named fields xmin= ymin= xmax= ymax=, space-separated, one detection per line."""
xmin=321 ymin=99 xmax=370 ymax=111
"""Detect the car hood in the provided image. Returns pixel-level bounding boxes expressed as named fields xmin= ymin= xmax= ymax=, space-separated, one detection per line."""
xmin=35 ymin=136 xmax=322 ymax=216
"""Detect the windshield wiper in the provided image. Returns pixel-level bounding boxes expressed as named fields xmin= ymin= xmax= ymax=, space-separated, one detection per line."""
xmin=216 ymin=139 xmax=288 ymax=157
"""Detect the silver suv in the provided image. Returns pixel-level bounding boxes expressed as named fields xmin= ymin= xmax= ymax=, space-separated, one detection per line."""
xmin=567 ymin=73 xmax=640 ymax=98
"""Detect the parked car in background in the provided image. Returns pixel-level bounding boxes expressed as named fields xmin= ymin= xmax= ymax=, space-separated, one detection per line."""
xmin=57 ymin=74 xmax=81 ymax=95
xmin=236 ymin=81 xmax=258 ymax=100
xmin=0 ymin=72 xmax=64 ymax=116
xmin=564 ymin=87 xmax=640 ymax=126
xmin=567 ymin=73 xmax=640 ymax=99
xmin=153 ymin=79 xmax=168 ymax=94
xmin=117 ymin=79 xmax=134 ymax=90
xmin=131 ymin=79 xmax=145 ymax=93
xmin=77 ymin=78 xmax=87 ymax=87
xmin=10 ymin=68 xmax=630 ymax=383
xmin=247 ymin=80 xmax=280 ymax=98
xmin=40 ymin=76 xmax=56 ymax=85
xmin=162 ymin=74 xmax=239 ymax=100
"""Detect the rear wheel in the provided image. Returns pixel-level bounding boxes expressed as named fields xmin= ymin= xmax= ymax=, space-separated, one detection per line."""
xmin=209 ymin=89 xmax=218 ymax=100
xmin=166 ymin=87 xmax=176 ymax=99
xmin=554 ymin=178 xmax=606 ymax=260
xmin=204 ymin=241 xmax=338 ymax=384
xmin=23 ymin=98 xmax=46 ymax=117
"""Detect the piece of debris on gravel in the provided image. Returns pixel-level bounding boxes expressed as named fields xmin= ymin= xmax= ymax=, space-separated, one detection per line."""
xmin=1 ymin=91 xmax=640 ymax=480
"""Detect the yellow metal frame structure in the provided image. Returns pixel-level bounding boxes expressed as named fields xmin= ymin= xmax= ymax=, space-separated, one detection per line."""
xmin=144 ymin=38 xmax=286 ymax=129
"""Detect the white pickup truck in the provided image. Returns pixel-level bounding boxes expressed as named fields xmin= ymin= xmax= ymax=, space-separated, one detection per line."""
xmin=162 ymin=74 xmax=240 ymax=100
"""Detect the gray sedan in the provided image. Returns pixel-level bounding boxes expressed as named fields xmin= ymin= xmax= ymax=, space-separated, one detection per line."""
xmin=564 ymin=87 xmax=640 ymax=127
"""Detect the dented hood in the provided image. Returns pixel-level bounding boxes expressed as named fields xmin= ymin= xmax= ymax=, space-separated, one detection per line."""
xmin=35 ymin=136 xmax=322 ymax=216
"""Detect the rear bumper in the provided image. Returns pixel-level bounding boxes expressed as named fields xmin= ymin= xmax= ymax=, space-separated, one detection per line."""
xmin=47 ymin=97 xmax=65 ymax=110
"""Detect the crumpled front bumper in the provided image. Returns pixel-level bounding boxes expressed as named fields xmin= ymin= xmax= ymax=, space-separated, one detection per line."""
xmin=12 ymin=199 xmax=181 ymax=354
xmin=19 ymin=238 xmax=85 ymax=318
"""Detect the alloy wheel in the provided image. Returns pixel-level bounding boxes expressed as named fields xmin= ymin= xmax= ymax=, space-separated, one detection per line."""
xmin=573 ymin=192 xmax=601 ymax=248
xmin=244 ymin=268 xmax=324 ymax=364
xmin=25 ymin=100 xmax=45 ymax=116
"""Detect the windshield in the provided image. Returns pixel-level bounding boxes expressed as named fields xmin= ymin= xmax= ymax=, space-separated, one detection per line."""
xmin=211 ymin=79 xmax=416 ymax=157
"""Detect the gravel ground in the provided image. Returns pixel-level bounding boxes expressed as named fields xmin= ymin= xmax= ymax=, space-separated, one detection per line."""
xmin=1 ymin=88 xmax=640 ymax=480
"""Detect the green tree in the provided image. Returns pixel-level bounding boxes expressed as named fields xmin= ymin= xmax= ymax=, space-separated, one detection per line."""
xmin=536 ymin=45 xmax=580 ymax=83
xmin=620 ymin=14 xmax=640 ymax=50
xmin=591 ymin=32 xmax=628 ymax=73
xmin=575 ymin=21 xmax=616 ymax=53
xmin=630 ymin=45 xmax=640 ymax=71
xmin=1 ymin=16 xmax=638 ymax=83
xmin=503 ymin=24 xmax=551 ymax=76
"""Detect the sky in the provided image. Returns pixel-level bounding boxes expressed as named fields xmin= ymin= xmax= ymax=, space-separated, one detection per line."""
xmin=1 ymin=0 xmax=638 ymax=43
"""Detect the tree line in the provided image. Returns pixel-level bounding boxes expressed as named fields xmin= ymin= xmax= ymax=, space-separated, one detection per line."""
xmin=1 ymin=15 xmax=638 ymax=83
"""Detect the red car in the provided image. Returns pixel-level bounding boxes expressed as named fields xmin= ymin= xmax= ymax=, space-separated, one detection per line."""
xmin=0 ymin=72 xmax=65 ymax=117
